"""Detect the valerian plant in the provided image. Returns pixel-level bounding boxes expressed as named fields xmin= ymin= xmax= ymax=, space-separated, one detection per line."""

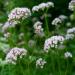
xmin=0 ymin=0 xmax=75 ymax=75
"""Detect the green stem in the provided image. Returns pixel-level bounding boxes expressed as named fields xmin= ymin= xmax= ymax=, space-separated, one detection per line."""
xmin=65 ymin=59 xmax=69 ymax=75
xmin=50 ymin=52 xmax=56 ymax=75
xmin=56 ymin=50 xmax=61 ymax=75
xmin=44 ymin=13 xmax=49 ymax=38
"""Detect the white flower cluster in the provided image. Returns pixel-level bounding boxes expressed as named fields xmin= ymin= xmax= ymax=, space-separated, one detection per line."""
xmin=67 ymin=27 xmax=75 ymax=34
xmin=33 ymin=21 xmax=44 ymax=37
xmin=58 ymin=15 xmax=67 ymax=21
xmin=8 ymin=7 xmax=31 ymax=21
xmin=64 ymin=51 xmax=72 ymax=58
xmin=2 ymin=7 xmax=31 ymax=32
xmin=65 ymin=27 xmax=75 ymax=40
xmin=69 ymin=0 xmax=75 ymax=11
xmin=32 ymin=2 xmax=54 ymax=12
xmin=2 ymin=21 xmax=17 ymax=32
xmin=52 ymin=15 xmax=67 ymax=26
xmin=36 ymin=58 xmax=46 ymax=69
xmin=65 ymin=34 xmax=74 ymax=40
xmin=5 ymin=47 xmax=27 ymax=64
xmin=44 ymin=35 xmax=65 ymax=52
xmin=52 ymin=18 xmax=62 ymax=26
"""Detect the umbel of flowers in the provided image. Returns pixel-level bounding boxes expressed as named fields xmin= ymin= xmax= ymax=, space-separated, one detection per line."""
xmin=69 ymin=0 xmax=75 ymax=11
xmin=5 ymin=47 xmax=27 ymax=64
xmin=44 ymin=35 xmax=65 ymax=52
xmin=36 ymin=58 xmax=46 ymax=69
xmin=32 ymin=2 xmax=54 ymax=12
xmin=65 ymin=27 xmax=75 ymax=40
xmin=2 ymin=7 xmax=31 ymax=32
xmin=33 ymin=21 xmax=44 ymax=37
xmin=8 ymin=7 xmax=31 ymax=21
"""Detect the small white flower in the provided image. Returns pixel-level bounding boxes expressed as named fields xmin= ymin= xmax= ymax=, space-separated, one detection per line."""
xmin=33 ymin=21 xmax=42 ymax=30
xmin=36 ymin=58 xmax=46 ymax=68
xmin=64 ymin=51 xmax=72 ymax=58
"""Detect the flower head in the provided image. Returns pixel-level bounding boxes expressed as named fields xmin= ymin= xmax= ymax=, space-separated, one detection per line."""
xmin=69 ymin=0 xmax=75 ymax=11
xmin=44 ymin=35 xmax=64 ymax=52
xmin=8 ymin=7 xmax=31 ymax=21
xmin=36 ymin=58 xmax=46 ymax=68
xmin=52 ymin=18 xmax=62 ymax=26
xmin=64 ymin=51 xmax=72 ymax=58
xmin=5 ymin=47 xmax=27 ymax=64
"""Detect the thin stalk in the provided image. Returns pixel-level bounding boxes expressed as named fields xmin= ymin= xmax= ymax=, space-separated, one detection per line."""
xmin=50 ymin=51 xmax=56 ymax=75
xmin=43 ymin=8 xmax=49 ymax=38
xmin=44 ymin=13 xmax=49 ymax=38
xmin=56 ymin=50 xmax=61 ymax=75
xmin=65 ymin=59 xmax=69 ymax=75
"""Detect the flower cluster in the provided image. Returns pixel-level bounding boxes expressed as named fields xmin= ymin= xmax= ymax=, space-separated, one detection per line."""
xmin=52 ymin=18 xmax=62 ymax=26
xmin=69 ymin=0 xmax=75 ymax=11
xmin=2 ymin=7 xmax=31 ymax=32
xmin=64 ymin=51 xmax=72 ymax=58
xmin=33 ymin=21 xmax=44 ymax=37
xmin=65 ymin=34 xmax=74 ymax=40
xmin=67 ymin=27 xmax=75 ymax=34
xmin=5 ymin=47 xmax=27 ymax=64
xmin=8 ymin=7 xmax=31 ymax=21
xmin=58 ymin=15 xmax=67 ymax=21
xmin=2 ymin=21 xmax=17 ymax=32
xmin=52 ymin=15 xmax=67 ymax=26
xmin=32 ymin=2 xmax=54 ymax=12
xmin=44 ymin=35 xmax=65 ymax=52
xmin=36 ymin=58 xmax=46 ymax=69
xmin=65 ymin=27 xmax=75 ymax=40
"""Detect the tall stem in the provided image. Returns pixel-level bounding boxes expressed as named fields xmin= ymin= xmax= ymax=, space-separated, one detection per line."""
xmin=44 ymin=13 xmax=49 ymax=38
xmin=56 ymin=50 xmax=61 ymax=75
